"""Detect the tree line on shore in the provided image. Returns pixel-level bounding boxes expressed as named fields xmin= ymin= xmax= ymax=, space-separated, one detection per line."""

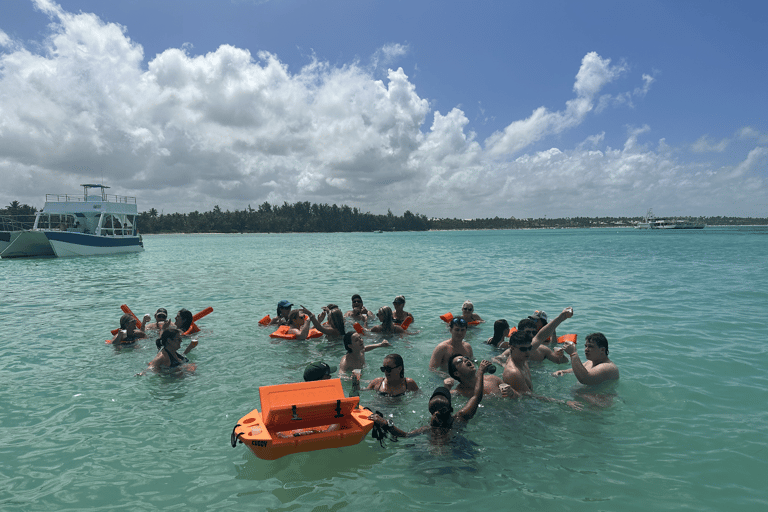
xmin=2 ymin=200 xmax=767 ymax=233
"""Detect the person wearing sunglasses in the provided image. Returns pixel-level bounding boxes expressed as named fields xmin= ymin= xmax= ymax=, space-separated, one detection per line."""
xmin=429 ymin=317 xmax=473 ymax=372
xmin=460 ymin=300 xmax=484 ymax=323
xmin=345 ymin=294 xmax=371 ymax=323
xmin=445 ymin=354 xmax=515 ymax=398
xmin=493 ymin=317 xmax=568 ymax=365
xmin=144 ymin=308 xmax=170 ymax=331
xmin=365 ymin=354 xmax=419 ymax=397
xmin=502 ymin=307 xmax=573 ymax=391
xmin=391 ymin=295 xmax=413 ymax=326
xmin=501 ymin=308 xmax=581 ymax=399
xmin=368 ymin=360 xmax=494 ymax=441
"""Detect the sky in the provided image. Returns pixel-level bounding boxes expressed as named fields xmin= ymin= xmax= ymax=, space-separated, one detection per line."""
xmin=1 ymin=0 xmax=766 ymax=219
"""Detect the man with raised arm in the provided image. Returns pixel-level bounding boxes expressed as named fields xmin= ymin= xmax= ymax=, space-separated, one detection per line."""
xmin=501 ymin=307 xmax=582 ymax=410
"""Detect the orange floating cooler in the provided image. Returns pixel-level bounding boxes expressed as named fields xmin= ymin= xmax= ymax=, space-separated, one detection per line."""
xmin=231 ymin=379 xmax=374 ymax=460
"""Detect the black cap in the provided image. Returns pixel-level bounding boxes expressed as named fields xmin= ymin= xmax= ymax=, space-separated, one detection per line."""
xmin=430 ymin=387 xmax=452 ymax=403
xmin=303 ymin=361 xmax=337 ymax=381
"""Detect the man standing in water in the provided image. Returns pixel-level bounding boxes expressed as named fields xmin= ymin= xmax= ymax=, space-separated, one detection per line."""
xmin=345 ymin=294 xmax=371 ymax=324
xmin=429 ymin=318 xmax=473 ymax=372
xmin=553 ymin=332 xmax=619 ymax=384
xmin=369 ymin=360 xmax=494 ymax=441
xmin=502 ymin=307 xmax=574 ymax=393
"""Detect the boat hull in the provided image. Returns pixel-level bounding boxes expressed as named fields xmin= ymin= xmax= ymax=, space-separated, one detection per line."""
xmin=0 ymin=231 xmax=11 ymax=254
xmin=45 ymin=231 xmax=144 ymax=257
xmin=0 ymin=230 xmax=56 ymax=258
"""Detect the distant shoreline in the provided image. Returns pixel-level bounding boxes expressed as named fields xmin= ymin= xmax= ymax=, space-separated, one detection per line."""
xmin=138 ymin=224 xmax=768 ymax=236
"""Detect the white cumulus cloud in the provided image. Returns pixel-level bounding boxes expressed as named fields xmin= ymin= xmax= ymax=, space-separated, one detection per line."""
xmin=0 ymin=4 xmax=765 ymax=219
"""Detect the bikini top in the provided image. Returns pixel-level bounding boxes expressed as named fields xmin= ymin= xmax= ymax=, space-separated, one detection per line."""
xmin=376 ymin=379 xmax=407 ymax=397
xmin=163 ymin=348 xmax=188 ymax=368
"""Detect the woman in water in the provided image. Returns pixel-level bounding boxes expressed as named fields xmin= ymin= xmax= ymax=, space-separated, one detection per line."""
xmin=460 ymin=300 xmax=484 ymax=323
xmin=370 ymin=306 xmax=406 ymax=335
xmin=366 ymin=353 xmax=419 ymax=396
xmin=486 ymin=319 xmax=510 ymax=348
xmin=172 ymin=308 xmax=194 ymax=334
xmin=339 ymin=332 xmax=391 ymax=371
xmin=111 ymin=313 xmax=147 ymax=344
xmin=392 ymin=295 xmax=413 ymax=326
xmin=307 ymin=306 xmax=346 ymax=337
xmin=283 ymin=309 xmax=313 ymax=340
xmin=148 ymin=328 xmax=197 ymax=368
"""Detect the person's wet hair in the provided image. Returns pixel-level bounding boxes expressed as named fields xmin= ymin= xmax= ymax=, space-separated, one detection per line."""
xmin=448 ymin=353 xmax=466 ymax=381
xmin=342 ymin=332 xmax=355 ymax=353
xmin=327 ymin=308 xmax=345 ymax=335
xmin=156 ymin=328 xmax=182 ymax=350
xmin=177 ymin=309 xmax=193 ymax=332
xmin=383 ymin=353 xmax=405 ymax=378
xmin=509 ymin=329 xmax=533 ymax=347
xmin=586 ymin=332 xmax=609 ymax=355
xmin=287 ymin=310 xmax=303 ymax=323
xmin=377 ymin=306 xmax=394 ymax=332
xmin=490 ymin=319 xmax=510 ymax=346
xmin=119 ymin=313 xmax=134 ymax=330
xmin=517 ymin=317 xmax=537 ymax=331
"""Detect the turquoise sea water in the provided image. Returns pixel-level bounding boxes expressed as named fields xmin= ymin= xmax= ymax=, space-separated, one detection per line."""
xmin=2 ymin=227 xmax=767 ymax=511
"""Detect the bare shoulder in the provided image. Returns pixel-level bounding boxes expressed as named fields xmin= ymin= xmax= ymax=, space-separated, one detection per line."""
xmin=150 ymin=351 xmax=168 ymax=367
xmin=587 ymin=360 xmax=620 ymax=383
xmin=599 ymin=360 xmax=620 ymax=379
xmin=432 ymin=339 xmax=451 ymax=352
xmin=485 ymin=374 xmax=503 ymax=392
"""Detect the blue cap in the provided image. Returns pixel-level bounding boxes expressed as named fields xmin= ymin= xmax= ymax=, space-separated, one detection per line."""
xmin=278 ymin=300 xmax=293 ymax=308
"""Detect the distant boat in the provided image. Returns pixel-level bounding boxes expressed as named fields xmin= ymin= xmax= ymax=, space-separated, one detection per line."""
xmin=1 ymin=184 xmax=144 ymax=258
xmin=635 ymin=209 xmax=704 ymax=230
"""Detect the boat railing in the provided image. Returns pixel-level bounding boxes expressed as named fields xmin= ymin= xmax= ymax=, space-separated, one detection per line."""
xmin=0 ymin=214 xmax=37 ymax=231
xmin=45 ymin=193 xmax=137 ymax=204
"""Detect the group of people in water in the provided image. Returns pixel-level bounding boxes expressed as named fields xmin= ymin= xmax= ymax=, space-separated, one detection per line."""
xmin=114 ymin=294 xmax=619 ymax=440
xmin=111 ymin=308 xmax=198 ymax=369
xmin=268 ymin=295 xmax=619 ymax=441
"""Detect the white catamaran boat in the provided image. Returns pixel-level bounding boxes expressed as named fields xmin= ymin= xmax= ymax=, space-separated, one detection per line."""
xmin=635 ymin=209 xmax=704 ymax=230
xmin=1 ymin=184 xmax=144 ymax=258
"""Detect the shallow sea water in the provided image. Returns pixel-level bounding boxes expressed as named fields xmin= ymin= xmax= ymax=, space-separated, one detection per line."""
xmin=2 ymin=227 xmax=767 ymax=511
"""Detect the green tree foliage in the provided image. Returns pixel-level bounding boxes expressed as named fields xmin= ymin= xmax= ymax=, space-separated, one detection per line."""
xmin=136 ymin=201 xmax=431 ymax=233
xmin=4 ymin=199 xmax=764 ymax=233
